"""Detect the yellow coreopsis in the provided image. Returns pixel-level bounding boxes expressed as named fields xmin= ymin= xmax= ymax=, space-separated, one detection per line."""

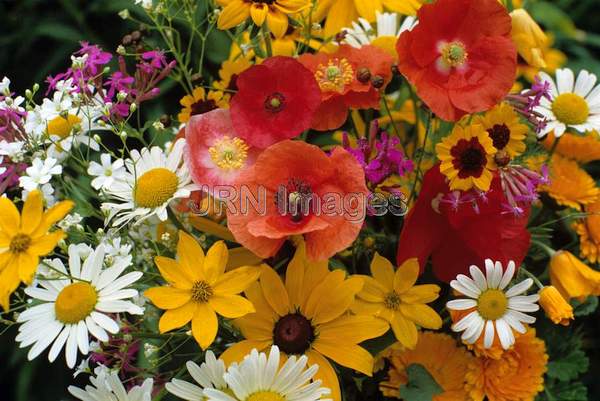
xmin=144 ymin=230 xmax=261 ymax=349
xmin=0 ymin=190 xmax=73 ymax=311
xmin=352 ymin=253 xmax=442 ymax=349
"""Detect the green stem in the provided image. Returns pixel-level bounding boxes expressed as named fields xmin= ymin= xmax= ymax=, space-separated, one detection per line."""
xmin=546 ymin=135 xmax=561 ymax=162
xmin=408 ymin=110 xmax=433 ymax=205
xmin=262 ymin=24 xmax=273 ymax=57
xmin=519 ymin=266 xmax=544 ymax=289
xmin=531 ymin=239 xmax=557 ymax=258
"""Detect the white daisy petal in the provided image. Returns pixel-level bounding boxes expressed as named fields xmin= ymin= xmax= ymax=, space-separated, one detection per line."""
xmin=451 ymin=311 xmax=478 ymax=332
xmin=556 ymin=68 xmax=575 ymax=94
xmin=450 ymin=280 xmax=480 ymax=299
xmin=48 ymin=325 xmax=69 ymax=362
xmin=446 ymin=299 xmax=477 ymax=310
xmin=498 ymin=261 xmax=515 ymax=290
xmin=469 ymin=265 xmax=487 ymax=291
xmin=575 ymin=70 xmax=597 ymax=98
xmin=483 ymin=320 xmax=495 ymax=348
xmin=504 ymin=310 xmax=527 ymax=333
xmin=461 ymin=314 xmax=485 ymax=344
xmin=495 ymin=318 xmax=515 ymax=350
xmin=505 ymin=278 xmax=534 ymax=297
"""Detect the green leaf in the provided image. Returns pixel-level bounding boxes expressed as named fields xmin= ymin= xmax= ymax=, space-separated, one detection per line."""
xmin=547 ymin=348 xmax=589 ymax=382
xmin=540 ymin=381 xmax=588 ymax=401
xmin=571 ymin=296 xmax=599 ymax=317
xmin=399 ymin=364 xmax=443 ymax=401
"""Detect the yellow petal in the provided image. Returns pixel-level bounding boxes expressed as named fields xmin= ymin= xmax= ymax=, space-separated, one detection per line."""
xmin=21 ymin=190 xmax=43 ymax=234
xmin=32 ymin=200 xmax=74 ymax=237
xmin=227 ymin=247 xmax=262 ymax=270
xmin=218 ymin=0 xmax=251 ymax=30
xmin=394 ymin=258 xmax=419 ymax=294
xmin=154 ymin=256 xmax=194 ymax=289
xmin=353 ymin=0 xmax=382 ymax=21
xmin=258 ymin=264 xmax=290 ymax=316
xmin=370 ymin=252 xmax=395 ymax=291
xmin=351 ymin=299 xmax=390 ymax=319
xmin=318 ymin=315 xmax=389 ymax=344
xmin=209 ymin=294 xmax=255 ymax=318
xmin=312 ymin=276 xmax=364 ymax=325
xmin=356 ymin=275 xmax=387 ymax=302
xmin=303 ymin=270 xmax=345 ymax=319
xmin=27 ymin=231 xmax=65 ymax=256
xmin=323 ymin=0 xmax=359 ymax=38
xmin=17 ymin=252 xmax=39 ymax=284
xmin=204 ymin=240 xmax=228 ymax=284
xmin=192 ymin=303 xmax=218 ymax=350
xmin=213 ymin=265 xmax=261 ymax=295
xmin=177 ymin=230 xmax=205 ymax=281
xmin=390 ymin=312 xmax=418 ymax=349
xmin=0 ymin=263 xmax=19 ymax=312
xmin=189 ymin=216 xmax=235 ymax=242
xmin=285 ymin=243 xmax=307 ymax=308
xmin=313 ymin=341 xmax=375 ymax=376
xmin=266 ymin=9 xmax=288 ymax=38
xmin=158 ymin=302 xmax=196 ymax=333
xmin=144 ymin=287 xmax=192 ymax=310
xmin=244 ymin=281 xmax=278 ymax=318
xmin=382 ymin=0 xmax=420 ymax=15
xmin=234 ymin=314 xmax=275 ymax=341
xmin=401 ymin=284 xmax=440 ymax=304
xmin=274 ymin=0 xmax=309 ymax=14
xmin=250 ymin=3 xmax=268 ymax=26
xmin=0 ymin=196 xmax=20 ymax=233
xmin=398 ymin=304 xmax=442 ymax=329
xmin=306 ymin=350 xmax=341 ymax=401
xmin=220 ymin=339 xmax=272 ymax=366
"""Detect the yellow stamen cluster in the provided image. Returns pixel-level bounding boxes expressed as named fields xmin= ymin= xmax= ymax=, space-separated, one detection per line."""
xmin=315 ymin=58 xmax=354 ymax=93
xmin=9 ymin=233 xmax=32 ymax=253
xmin=552 ymin=93 xmax=589 ymax=125
xmin=440 ymin=41 xmax=468 ymax=68
xmin=191 ymin=280 xmax=213 ymax=303
xmin=477 ymin=289 xmax=508 ymax=320
xmin=55 ymin=282 xmax=98 ymax=324
xmin=134 ymin=168 xmax=179 ymax=208
xmin=384 ymin=291 xmax=402 ymax=311
xmin=247 ymin=391 xmax=285 ymax=401
xmin=208 ymin=136 xmax=249 ymax=171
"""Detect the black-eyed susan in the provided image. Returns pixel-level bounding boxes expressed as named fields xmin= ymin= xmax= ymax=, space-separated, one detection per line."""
xmin=476 ymin=103 xmax=528 ymax=159
xmin=144 ymin=231 xmax=261 ymax=350
xmin=352 ymin=253 xmax=442 ymax=349
xmin=538 ymin=286 xmax=574 ymax=326
xmin=436 ymin=124 xmax=496 ymax=191
xmin=216 ymin=0 xmax=309 ymax=38
xmin=220 ymin=243 xmax=389 ymax=401
xmin=178 ymin=87 xmax=228 ymax=123
xmin=0 ymin=189 xmax=73 ymax=311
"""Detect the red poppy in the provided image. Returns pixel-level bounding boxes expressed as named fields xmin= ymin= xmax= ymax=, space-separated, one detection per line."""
xmin=299 ymin=45 xmax=394 ymax=131
xmin=396 ymin=164 xmax=530 ymax=282
xmin=230 ymin=56 xmax=321 ymax=149
xmin=226 ymin=140 xmax=368 ymax=261
xmin=396 ymin=0 xmax=517 ymax=121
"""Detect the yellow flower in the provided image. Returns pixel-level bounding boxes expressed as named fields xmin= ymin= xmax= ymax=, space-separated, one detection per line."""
xmin=213 ymin=58 xmax=254 ymax=103
xmin=510 ymin=9 xmax=548 ymax=69
xmin=573 ymin=197 xmax=600 ymax=263
xmin=475 ymin=103 xmax=528 ymax=159
xmin=144 ymin=231 xmax=261 ymax=349
xmin=436 ymin=124 xmax=496 ymax=192
xmin=466 ymin=329 xmax=547 ymax=401
xmin=379 ymin=332 xmax=475 ymax=401
xmin=0 ymin=190 xmax=73 ymax=311
xmin=216 ymin=0 xmax=309 ymax=38
xmin=542 ymin=131 xmax=600 ymax=164
xmin=538 ymin=286 xmax=574 ymax=326
xmin=540 ymin=155 xmax=600 ymax=210
xmin=220 ymin=243 xmax=389 ymax=401
xmin=549 ymin=250 xmax=600 ymax=301
xmin=314 ymin=0 xmax=423 ymax=38
xmin=519 ymin=35 xmax=567 ymax=82
xmin=352 ymin=253 xmax=442 ymax=349
xmin=178 ymin=87 xmax=228 ymax=123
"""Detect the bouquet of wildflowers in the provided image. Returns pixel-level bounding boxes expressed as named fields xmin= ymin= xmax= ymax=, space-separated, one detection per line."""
xmin=1 ymin=0 xmax=599 ymax=399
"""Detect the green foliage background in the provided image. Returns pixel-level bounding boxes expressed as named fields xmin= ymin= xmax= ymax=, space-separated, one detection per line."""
xmin=0 ymin=0 xmax=599 ymax=400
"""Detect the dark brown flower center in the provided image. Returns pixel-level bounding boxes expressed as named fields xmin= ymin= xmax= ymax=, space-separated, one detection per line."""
xmin=487 ymin=124 xmax=511 ymax=150
xmin=273 ymin=313 xmax=315 ymax=354
xmin=191 ymin=99 xmax=218 ymax=116
xmin=10 ymin=233 xmax=31 ymax=253
xmin=253 ymin=0 xmax=275 ymax=4
xmin=275 ymin=178 xmax=313 ymax=222
xmin=451 ymin=138 xmax=487 ymax=179
xmin=264 ymin=92 xmax=286 ymax=113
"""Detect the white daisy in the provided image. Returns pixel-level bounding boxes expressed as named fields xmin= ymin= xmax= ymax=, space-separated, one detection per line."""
xmin=341 ymin=12 xmax=416 ymax=50
xmin=446 ymin=259 xmax=540 ymax=350
xmin=535 ymin=68 xmax=600 ymax=137
xmin=68 ymin=365 xmax=154 ymax=401
xmin=16 ymin=244 xmax=143 ymax=368
xmin=0 ymin=76 xmax=10 ymax=96
xmin=19 ymin=157 xmax=62 ymax=191
xmin=101 ymin=139 xmax=196 ymax=226
xmin=166 ymin=350 xmax=228 ymax=400
xmin=203 ymin=345 xmax=331 ymax=401
xmin=88 ymin=153 xmax=127 ymax=190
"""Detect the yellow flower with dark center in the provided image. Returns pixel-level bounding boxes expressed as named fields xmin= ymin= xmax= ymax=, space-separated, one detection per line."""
xmin=352 ymin=253 xmax=441 ymax=349
xmin=219 ymin=243 xmax=389 ymax=401
xmin=465 ymin=329 xmax=547 ymax=401
xmin=542 ymin=131 xmax=600 ymax=164
xmin=216 ymin=0 xmax=309 ymax=38
xmin=436 ymin=124 xmax=496 ymax=191
xmin=476 ymin=103 xmax=528 ymax=160
xmin=144 ymin=230 xmax=261 ymax=349
xmin=538 ymin=286 xmax=574 ymax=326
xmin=178 ymin=87 xmax=228 ymax=123
xmin=549 ymin=250 xmax=600 ymax=301
xmin=0 ymin=190 xmax=73 ymax=311
xmin=379 ymin=332 xmax=475 ymax=401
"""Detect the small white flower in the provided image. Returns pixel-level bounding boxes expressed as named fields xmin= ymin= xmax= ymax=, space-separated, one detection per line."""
xmin=0 ymin=76 xmax=11 ymax=96
xmin=446 ymin=259 xmax=540 ymax=350
xmin=88 ymin=153 xmax=127 ymax=190
xmin=73 ymin=357 xmax=91 ymax=378
xmin=22 ymin=182 xmax=56 ymax=206
xmin=0 ymin=140 xmax=26 ymax=161
xmin=19 ymin=157 xmax=62 ymax=191
xmin=166 ymin=350 xmax=228 ymax=400
xmin=341 ymin=12 xmax=417 ymax=48
xmin=58 ymin=212 xmax=84 ymax=231
xmin=68 ymin=365 xmax=154 ymax=401
xmin=535 ymin=68 xmax=600 ymax=137
xmin=135 ymin=0 xmax=154 ymax=10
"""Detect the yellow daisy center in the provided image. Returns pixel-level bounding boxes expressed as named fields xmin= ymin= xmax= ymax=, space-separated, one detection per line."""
xmin=134 ymin=168 xmax=179 ymax=208
xmin=9 ymin=233 xmax=32 ymax=253
xmin=191 ymin=280 xmax=213 ymax=303
xmin=440 ymin=41 xmax=468 ymax=68
xmin=55 ymin=282 xmax=98 ymax=324
xmin=247 ymin=391 xmax=285 ymax=401
xmin=315 ymin=58 xmax=354 ymax=93
xmin=208 ymin=136 xmax=249 ymax=171
xmin=477 ymin=289 xmax=508 ymax=320
xmin=384 ymin=291 xmax=402 ymax=311
xmin=47 ymin=114 xmax=81 ymax=139
xmin=551 ymin=93 xmax=589 ymax=125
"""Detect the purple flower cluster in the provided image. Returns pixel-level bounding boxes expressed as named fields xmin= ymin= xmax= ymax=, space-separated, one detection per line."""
xmin=499 ymin=164 xmax=549 ymax=217
xmin=505 ymin=76 xmax=552 ymax=135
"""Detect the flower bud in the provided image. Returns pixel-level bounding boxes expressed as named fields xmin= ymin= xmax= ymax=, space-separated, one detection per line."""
xmin=539 ymin=286 xmax=574 ymax=326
